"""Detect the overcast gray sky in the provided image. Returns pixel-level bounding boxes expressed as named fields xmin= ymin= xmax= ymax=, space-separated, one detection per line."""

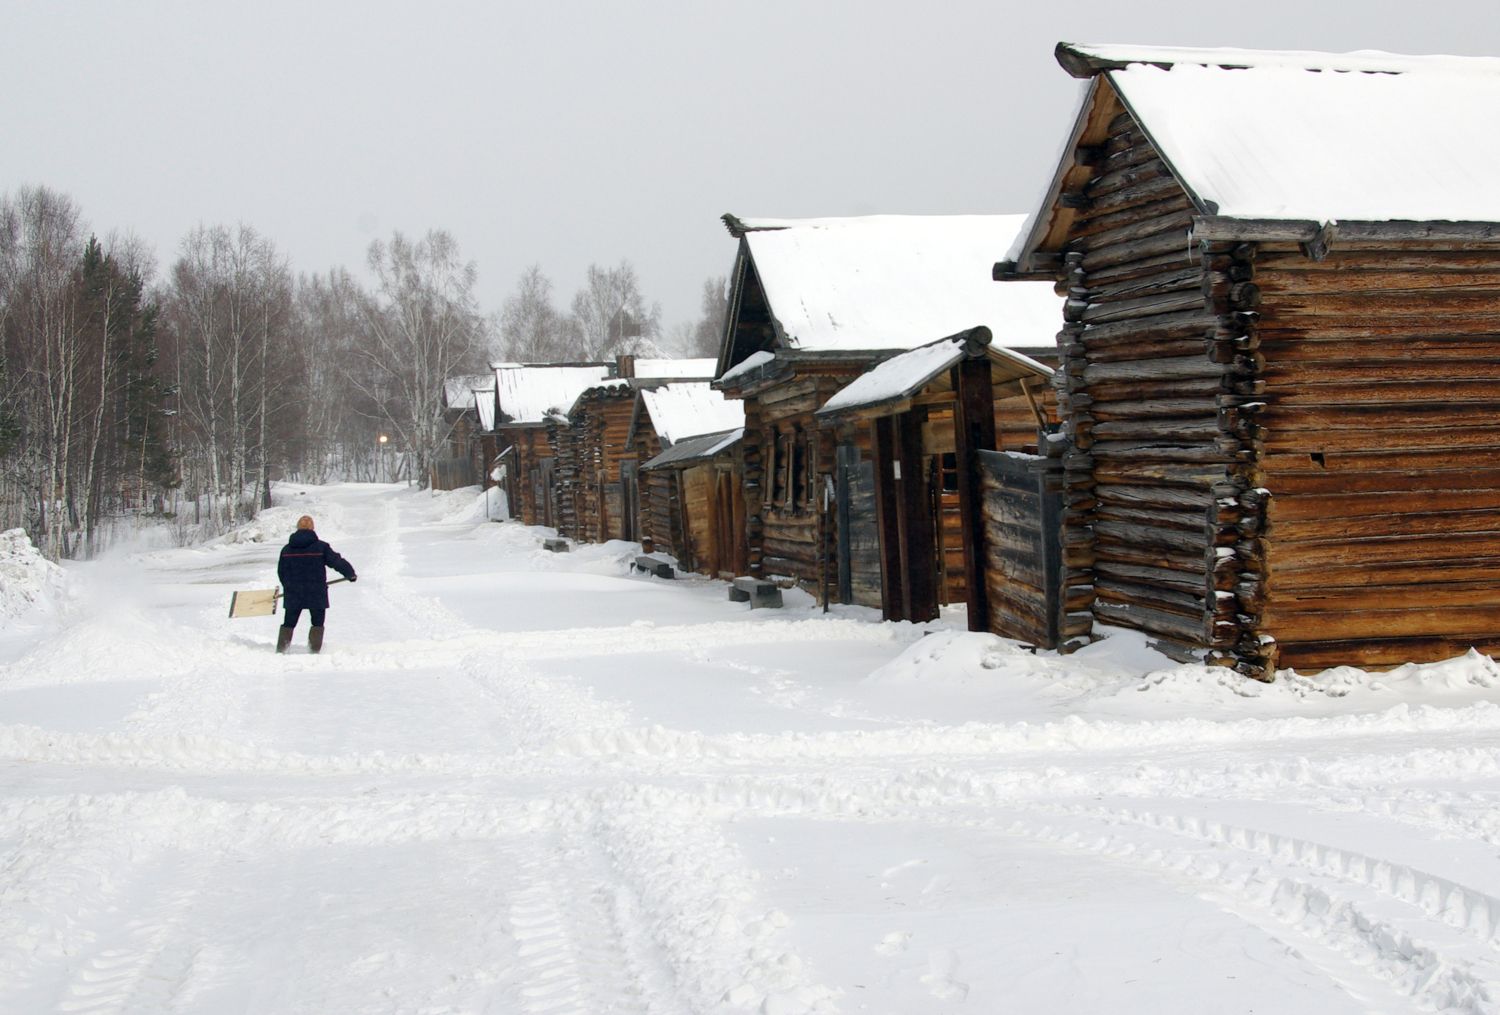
xmin=3 ymin=1 xmax=1497 ymax=332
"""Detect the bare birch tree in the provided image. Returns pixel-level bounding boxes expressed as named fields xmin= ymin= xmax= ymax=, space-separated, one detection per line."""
xmin=567 ymin=260 xmax=663 ymax=360
xmin=345 ymin=230 xmax=485 ymax=488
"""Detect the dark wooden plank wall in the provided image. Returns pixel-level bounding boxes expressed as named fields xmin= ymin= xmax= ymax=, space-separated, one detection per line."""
xmin=978 ymin=449 xmax=1063 ymax=646
xmin=836 ymin=443 xmax=882 ymax=608
xmin=1252 ymin=245 xmax=1500 ymax=670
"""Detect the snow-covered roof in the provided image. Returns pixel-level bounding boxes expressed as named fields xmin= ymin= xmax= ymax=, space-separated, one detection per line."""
xmin=818 ymin=330 xmax=1053 ymax=421
xmin=639 ymin=383 xmax=746 ymax=446
xmin=442 ymin=374 xmax=495 ymax=410
xmin=633 ymin=358 xmax=717 ymax=380
xmin=493 ymin=364 xmax=612 ymax=425
xmin=641 ymin=429 xmax=744 ymax=471
xmin=474 ymin=392 xmax=495 ymax=431
xmin=1011 ymin=44 xmax=1500 ymax=264
xmin=732 ymin=215 xmax=1062 ymax=354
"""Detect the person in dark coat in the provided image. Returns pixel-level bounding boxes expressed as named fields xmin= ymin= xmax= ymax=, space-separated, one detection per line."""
xmin=276 ymin=515 xmax=356 ymax=654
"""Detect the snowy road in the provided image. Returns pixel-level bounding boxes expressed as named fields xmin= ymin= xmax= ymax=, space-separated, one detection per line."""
xmin=6 ymin=483 xmax=1500 ymax=1013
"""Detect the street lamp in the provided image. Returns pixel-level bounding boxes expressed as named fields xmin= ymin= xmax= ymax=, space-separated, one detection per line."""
xmin=378 ymin=434 xmax=388 ymax=483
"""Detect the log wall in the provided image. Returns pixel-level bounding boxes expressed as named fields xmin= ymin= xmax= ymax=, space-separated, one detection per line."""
xmin=1252 ymin=246 xmax=1500 ymax=670
xmin=1052 ymin=107 xmax=1261 ymax=669
xmin=978 ymin=449 xmax=1064 ymax=646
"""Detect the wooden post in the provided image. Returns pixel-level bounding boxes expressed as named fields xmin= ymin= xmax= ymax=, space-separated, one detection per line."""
xmin=870 ymin=415 xmax=905 ymax=621
xmin=953 ymin=356 xmax=997 ymax=633
xmin=895 ymin=409 xmax=940 ymax=624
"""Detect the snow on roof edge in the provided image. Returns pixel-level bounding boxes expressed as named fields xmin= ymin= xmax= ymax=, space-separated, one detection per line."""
xmin=1058 ymin=42 xmax=1500 ymax=77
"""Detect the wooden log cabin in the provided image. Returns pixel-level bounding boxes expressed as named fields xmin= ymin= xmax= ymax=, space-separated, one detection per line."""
xmin=713 ymin=214 xmax=1061 ymax=611
xmin=815 ymin=329 xmax=1059 ymax=639
xmin=997 ymin=42 xmax=1500 ymax=677
xmin=547 ymin=360 xmax=723 ymax=544
xmin=634 ymin=382 xmax=747 ymax=574
xmin=434 ymin=375 xmax=497 ymax=490
xmin=491 ymin=362 xmax=612 ymax=528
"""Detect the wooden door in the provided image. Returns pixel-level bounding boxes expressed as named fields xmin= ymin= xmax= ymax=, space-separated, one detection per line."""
xmin=836 ymin=444 xmax=882 ymax=608
xmin=619 ymin=460 xmax=639 ymax=543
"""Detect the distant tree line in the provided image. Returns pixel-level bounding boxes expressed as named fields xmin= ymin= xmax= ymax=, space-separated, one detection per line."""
xmin=0 ymin=184 xmax=728 ymax=558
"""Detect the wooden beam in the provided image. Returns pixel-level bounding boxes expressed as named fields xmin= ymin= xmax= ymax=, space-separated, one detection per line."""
xmin=870 ymin=416 xmax=905 ymax=621
xmin=953 ymin=358 xmax=997 ymax=633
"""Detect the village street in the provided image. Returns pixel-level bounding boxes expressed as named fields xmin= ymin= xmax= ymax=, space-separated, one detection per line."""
xmin=5 ymin=483 xmax=1500 ymax=1014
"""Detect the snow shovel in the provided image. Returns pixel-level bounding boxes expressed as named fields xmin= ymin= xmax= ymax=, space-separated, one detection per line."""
xmin=228 ymin=578 xmax=350 ymax=619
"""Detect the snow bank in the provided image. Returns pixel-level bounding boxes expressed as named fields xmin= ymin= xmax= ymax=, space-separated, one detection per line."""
xmin=0 ymin=528 xmax=68 ymax=628
xmin=214 ymin=492 xmax=350 ymax=545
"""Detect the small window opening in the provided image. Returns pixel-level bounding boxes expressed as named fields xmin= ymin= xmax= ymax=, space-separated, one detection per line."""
xmin=940 ymin=452 xmax=959 ymax=492
xmin=1310 ymin=453 xmax=1326 ymax=468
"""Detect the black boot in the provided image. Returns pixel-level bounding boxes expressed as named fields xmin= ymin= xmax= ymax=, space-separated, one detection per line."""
xmin=309 ymin=626 xmax=324 ymax=654
xmin=276 ymin=626 xmax=293 ymax=654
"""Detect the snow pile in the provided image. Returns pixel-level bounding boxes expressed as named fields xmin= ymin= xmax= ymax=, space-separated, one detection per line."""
xmin=864 ymin=630 xmax=1056 ymax=689
xmin=0 ymin=528 xmax=67 ymax=627
xmin=215 ymin=493 xmax=349 ymax=545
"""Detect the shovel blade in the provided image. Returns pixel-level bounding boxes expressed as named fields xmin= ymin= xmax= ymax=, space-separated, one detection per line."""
xmin=229 ymin=588 xmax=280 ymax=618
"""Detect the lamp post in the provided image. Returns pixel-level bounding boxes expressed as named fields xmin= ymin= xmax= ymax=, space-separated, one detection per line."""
xmin=378 ymin=434 xmax=388 ymax=483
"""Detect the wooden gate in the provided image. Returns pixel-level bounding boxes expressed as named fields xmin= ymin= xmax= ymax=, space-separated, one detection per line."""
xmin=836 ymin=444 xmax=882 ymax=608
xmin=977 ymin=449 xmax=1063 ymax=647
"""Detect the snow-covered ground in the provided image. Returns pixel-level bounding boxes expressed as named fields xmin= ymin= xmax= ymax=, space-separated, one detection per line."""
xmin=4 ymin=482 xmax=1500 ymax=1014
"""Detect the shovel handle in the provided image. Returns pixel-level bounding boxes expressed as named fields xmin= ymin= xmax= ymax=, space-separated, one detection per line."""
xmin=327 ymin=577 xmax=350 ymax=586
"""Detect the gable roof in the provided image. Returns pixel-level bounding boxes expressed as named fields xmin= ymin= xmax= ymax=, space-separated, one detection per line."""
xmin=492 ymin=364 xmax=612 ymax=426
xmin=638 ymin=382 xmax=746 ymax=445
xmin=641 ymin=428 xmax=744 ymax=471
xmin=720 ymin=214 xmax=1062 ymax=371
xmin=817 ymin=327 xmax=1053 ymax=422
xmin=1008 ymin=44 xmax=1500 ymax=270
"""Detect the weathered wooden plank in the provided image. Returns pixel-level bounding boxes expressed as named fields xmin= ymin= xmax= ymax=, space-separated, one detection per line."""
xmin=1095 ymin=484 xmax=1215 ymax=510
xmin=1080 ymin=308 xmax=1217 ymax=347
xmin=1264 ymin=606 xmax=1500 ymax=642
xmin=1090 ymin=398 xmax=1219 ymax=421
xmin=1266 ymin=558 xmax=1500 ymax=591
xmin=1263 ymin=428 xmax=1500 ymax=454
xmin=1082 ymin=356 xmax=1225 ymax=385
xmin=1090 ymin=419 xmax=1226 ymax=442
xmin=1277 ymin=636 xmax=1500 ymax=672
xmin=1263 ymin=582 xmax=1500 ymax=613
xmin=1271 ymin=508 xmax=1500 ymax=543
xmin=1095 ymin=518 xmax=1210 ymax=554
xmin=1262 ymin=361 xmax=1500 ymax=385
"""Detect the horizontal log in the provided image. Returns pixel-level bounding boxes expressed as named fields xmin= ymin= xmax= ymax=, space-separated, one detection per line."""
xmin=1096 ymin=559 xmax=1218 ymax=594
xmin=1256 ymin=270 xmax=1500 ymax=295
xmin=1086 ymin=377 xmax=1225 ymax=403
xmin=1276 ymin=636 xmax=1500 ymax=673
xmin=1262 ymin=429 xmax=1500 ymax=459
xmin=1272 ymin=507 xmax=1500 ymax=543
xmin=1090 ymin=443 xmax=1238 ymax=467
xmin=1270 ymin=488 xmax=1500 ymax=522
xmin=1082 ymin=229 xmax=1199 ymax=273
xmin=1267 ymin=531 xmax=1500 ymax=571
xmin=1083 ymin=266 xmax=1203 ymax=305
xmin=1084 ymin=158 xmax=1171 ymax=200
xmin=1262 ymin=448 xmax=1500 ymax=475
xmin=1265 ymin=380 xmax=1500 ymax=406
xmin=1083 ymin=338 xmax=1211 ymax=364
xmin=1255 ymin=250 xmax=1500 ymax=273
xmin=1071 ymin=210 xmax=1197 ymax=256
xmin=1096 ymin=578 xmax=1209 ymax=618
xmin=1069 ymin=194 xmax=1195 ymax=246
xmin=1264 ymin=581 xmax=1500 ymax=614
xmin=1098 ymin=503 xmax=1208 ymax=534
xmin=1093 ymin=599 xmax=1209 ymax=645
xmin=1082 ymin=355 xmax=1225 ymax=386
xmin=1264 ymin=291 xmax=1500 ymax=319
xmin=1264 ymin=605 xmax=1500 ymax=642
xmin=1095 ymin=483 xmax=1215 ymax=510
xmin=1095 ymin=518 xmax=1211 ymax=554
xmin=1266 ymin=401 xmax=1500 ymax=428
xmin=1080 ymin=308 xmax=1217 ymax=348
xmin=1096 ymin=541 xmax=1217 ymax=574
xmin=1191 ymin=217 xmax=1319 ymax=243
xmin=1090 ymin=419 xmax=1225 ymax=442
xmin=1081 ymin=289 xmax=1205 ymax=324
xmin=1090 ymin=398 xmax=1219 ymax=421
xmin=1268 ymin=556 xmax=1500 ymax=591
xmin=1262 ymin=361 xmax=1500 ymax=386
xmin=1083 ymin=174 xmax=1188 ymax=220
